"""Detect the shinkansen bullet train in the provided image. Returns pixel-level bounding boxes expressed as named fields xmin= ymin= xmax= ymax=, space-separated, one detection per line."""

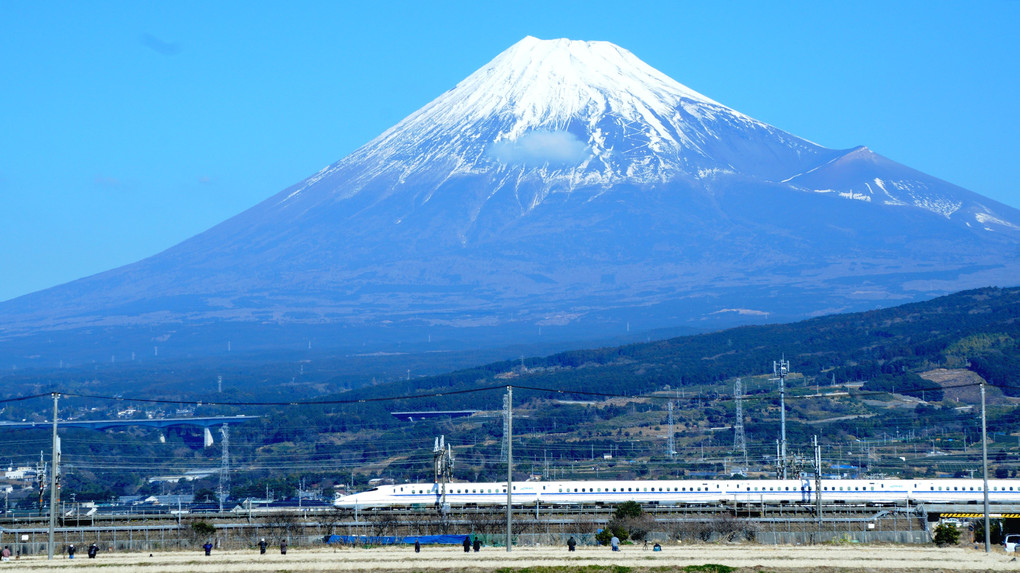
xmin=335 ymin=478 xmax=1020 ymax=508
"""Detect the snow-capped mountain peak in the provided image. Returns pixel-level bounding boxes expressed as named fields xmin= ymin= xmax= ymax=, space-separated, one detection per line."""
xmin=432 ymin=36 xmax=726 ymax=133
xmin=285 ymin=36 xmax=835 ymax=209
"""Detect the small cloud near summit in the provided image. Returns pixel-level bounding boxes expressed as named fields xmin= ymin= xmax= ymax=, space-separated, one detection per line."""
xmin=488 ymin=131 xmax=590 ymax=168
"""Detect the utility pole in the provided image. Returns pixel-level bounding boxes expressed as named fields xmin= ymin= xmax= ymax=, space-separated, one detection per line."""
xmin=814 ymin=435 xmax=822 ymax=528
xmin=772 ymin=358 xmax=789 ymax=479
xmin=500 ymin=393 xmax=510 ymax=462
xmin=47 ymin=392 xmax=60 ymax=560
xmin=981 ymin=382 xmax=990 ymax=553
xmin=505 ymin=385 xmax=513 ymax=553
xmin=666 ymin=402 xmax=676 ymax=459
xmin=218 ymin=424 xmax=230 ymax=512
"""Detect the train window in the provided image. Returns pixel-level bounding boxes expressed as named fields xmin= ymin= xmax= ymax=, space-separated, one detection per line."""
xmin=785 ymin=487 xmax=789 ymax=491
xmin=628 ymin=488 xmax=632 ymax=492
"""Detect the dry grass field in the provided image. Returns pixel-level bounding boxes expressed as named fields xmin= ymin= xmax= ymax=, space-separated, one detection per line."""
xmin=4 ymin=543 xmax=1020 ymax=573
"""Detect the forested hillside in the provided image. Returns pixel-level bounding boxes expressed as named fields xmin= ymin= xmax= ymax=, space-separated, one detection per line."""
xmin=1 ymin=287 xmax=1018 ymax=503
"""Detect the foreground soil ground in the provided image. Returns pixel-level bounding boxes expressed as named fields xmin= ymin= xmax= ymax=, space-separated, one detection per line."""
xmin=5 ymin=543 xmax=1018 ymax=573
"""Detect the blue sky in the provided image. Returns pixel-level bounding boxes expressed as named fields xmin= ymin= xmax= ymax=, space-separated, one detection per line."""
xmin=2 ymin=1 xmax=1017 ymax=302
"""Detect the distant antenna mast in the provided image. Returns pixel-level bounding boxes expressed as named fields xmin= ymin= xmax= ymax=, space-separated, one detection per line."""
xmin=666 ymin=402 xmax=676 ymax=459
xmin=733 ymin=378 xmax=748 ymax=473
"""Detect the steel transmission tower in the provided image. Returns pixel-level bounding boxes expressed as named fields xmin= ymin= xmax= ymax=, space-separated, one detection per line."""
xmin=433 ymin=435 xmax=453 ymax=512
xmin=772 ymin=358 xmax=789 ymax=479
xmin=733 ymin=378 xmax=748 ymax=473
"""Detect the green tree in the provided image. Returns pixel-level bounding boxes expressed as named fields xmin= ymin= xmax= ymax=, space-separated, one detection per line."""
xmin=615 ymin=500 xmax=643 ymax=520
xmin=933 ymin=523 xmax=960 ymax=546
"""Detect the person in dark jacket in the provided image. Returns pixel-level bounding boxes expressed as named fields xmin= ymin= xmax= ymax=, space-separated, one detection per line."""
xmin=67 ymin=544 xmax=75 ymax=559
xmin=414 ymin=539 xmax=421 ymax=553
xmin=567 ymin=536 xmax=576 ymax=551
xmin=280 ymin=539 xmax=288 ymax=555
xmin=203 ymin=541 xmax=213 ymax=556
xmin=463 ymin=536 xmax=471 ymax=552
xmin=87 ymin=543 xmax=98 ymax=559
xmin=258 ymin=538 xmax=267 ymax=554
xmin=473 ymin=537 xmax=481 ymax=552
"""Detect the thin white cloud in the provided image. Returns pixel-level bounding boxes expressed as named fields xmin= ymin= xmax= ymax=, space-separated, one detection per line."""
xmin=488 ymin=131 xmax=590 ymax=168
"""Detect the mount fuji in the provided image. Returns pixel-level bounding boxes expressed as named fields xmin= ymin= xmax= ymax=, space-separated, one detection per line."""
xmin=3 ymin=37 xmax=1019 ymax=364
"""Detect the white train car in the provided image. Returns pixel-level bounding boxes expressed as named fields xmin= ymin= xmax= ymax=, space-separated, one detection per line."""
xmin=335 ymin=478 xmax=1020 ymax=508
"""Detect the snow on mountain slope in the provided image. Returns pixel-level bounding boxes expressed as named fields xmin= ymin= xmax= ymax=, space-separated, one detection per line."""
xmin=277 ymin=37 xmax=840 ymax=213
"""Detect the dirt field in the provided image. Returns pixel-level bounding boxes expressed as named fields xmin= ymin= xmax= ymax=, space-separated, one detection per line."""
xmin=4 ymin=543 xmax=1020 ymax=573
